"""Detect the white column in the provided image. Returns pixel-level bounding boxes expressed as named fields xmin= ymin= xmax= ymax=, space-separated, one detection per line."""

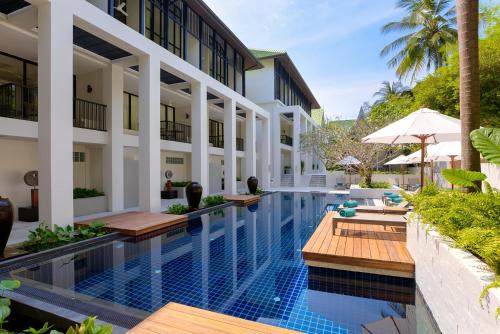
xmin=37 ymin=0 xmax=74 ymax=228
xmin=191 ymin=82 xmax=209 ymax=192
xmin=271 ymin=111 xmax=281 ymax=187
xmin=102 ymin=64 xmax=124 ymax=212
xmin=260 ymin=117 xmax=271 ymax=189
xmin=292 ymin=110 xmax=301 ymax=186
xmin=224 ymin=98 xmax=236 ymax=194
xmin=245 ymin=109 xmax=256 ymax=181
xmin=138 ymin=55 xmax=161 ymax=212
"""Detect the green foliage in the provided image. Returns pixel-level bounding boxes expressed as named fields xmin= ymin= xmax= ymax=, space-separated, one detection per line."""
xmin=470 ymin=128 xmax=500 ymax=165
xmin=441 ymin=169 xmax=487 ymax=189
xmin=367 ymin=95 xmax=414 ymax=127
xmin=73 ymin=188 xmax=105 ymax=199
xmin=410 ymin=190 xmax=500 ymax=274
xmin=479 ymin=278 xmax=500 ymax=318
xmin=166 ymin=203 xmax=189 ymax=215
xmin=359 ymin=180 xmax=391 ymax=189
xmin=22 ymin=222 xmax=107 ymax=252
xmin=202 ymin=195 xmax=225 ymax=208
xmin=170 ymin=181 xmax=191 ymax=187
xmin=23 ymin=322 xmax=53 ymax=334
xmin=60 ymin=316 xmax=112 ymax=334
xmin=300 ymin=160 xmax=305 ymax=175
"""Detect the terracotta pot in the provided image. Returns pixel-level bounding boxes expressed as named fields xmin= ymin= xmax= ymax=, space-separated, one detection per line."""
xmin=247 ymin=176 xmax=258 ymax=195
xmin=185 ymin=182 xmax=203 ymax=210
xmin=0 ymin=197 xmax=14 ymax=254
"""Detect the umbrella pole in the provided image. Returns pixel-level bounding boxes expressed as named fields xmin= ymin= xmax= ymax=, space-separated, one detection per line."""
xmin=430 ymin=160 xmax=434 ymax=183
xmin=450 ymin=155 xmax=456 ymax=190
xmin=419 ymin=136 xmax=426 ymax=190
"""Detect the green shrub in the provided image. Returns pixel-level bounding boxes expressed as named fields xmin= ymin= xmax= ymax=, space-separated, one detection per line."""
xmin=167 ymin=203 xmax=189 ymax=215
xmin=73 ymin=188 xmax=105 ymax=199
xmin=359 ymin=180 xmax=391 ymax=189
xmin=170 ymin=181 xmax=191 ymax=187
xmin=22 ymin=222 xmax=107 ymax=252
xmin=202 ymin=195 xmax=225 ymax=208
xmin=410 ymin=189 xmax=500 ymax=274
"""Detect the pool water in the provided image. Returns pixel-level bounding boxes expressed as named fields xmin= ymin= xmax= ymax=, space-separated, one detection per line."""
xmin=12 ymin=192 xmax=438 ymax=333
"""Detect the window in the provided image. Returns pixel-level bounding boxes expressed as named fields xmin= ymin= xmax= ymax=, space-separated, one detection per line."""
xmin=200 ymin=22 xmax=213 ymax=76
xmin=214 ymin=34 xmax=226 ymax=84
xmin=73 ymin=152 xmax=86 ymax=162
xmin=186 ymin=7 xmax=199 ymax=37
xmin=145 ymin=0 xmax=165 ymax=46
xmin=167 ymin=0 xmax=183 ymax=57
xmin=226 ymin=45 xmax=235 ymax=90
xmin=274 ymin=59 xmax=311 ymax=114
xmin=123 ymin=92 xmax=139 ymax=131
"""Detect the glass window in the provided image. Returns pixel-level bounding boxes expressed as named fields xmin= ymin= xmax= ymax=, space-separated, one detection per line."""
xmin=130 ymin=94 xmax=139 ymax=130
xmin=123 ymin=93 xmax=130 ymax=129
xmin=0 ymin=54 xmax=23 ymax=86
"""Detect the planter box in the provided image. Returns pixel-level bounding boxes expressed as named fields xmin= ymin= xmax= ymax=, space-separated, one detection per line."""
xmin=349 ymin=185 xmax=400 ymax=199
xmin=407 ymin=217 xmax=500 ymax=334
xmin=74 ymin=196 xmax=107 ymax=217
xmin=172 ymin=187 xmax=186 ymax=198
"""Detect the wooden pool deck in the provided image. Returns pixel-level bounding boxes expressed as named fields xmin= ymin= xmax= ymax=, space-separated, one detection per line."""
xmin=75 ymin=212 xmax=188 ymax=236
xmin=127 ymin=302 xmax=302 ymax=334
xmin=223 ymin=194 xmax=260 ymax=206
xmin=302 ymin=211 xmax=414 ymax=278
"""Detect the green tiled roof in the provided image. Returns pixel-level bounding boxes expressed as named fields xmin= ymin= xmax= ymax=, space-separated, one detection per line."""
xmin=250 ymin=49 xmax=286 ymax=59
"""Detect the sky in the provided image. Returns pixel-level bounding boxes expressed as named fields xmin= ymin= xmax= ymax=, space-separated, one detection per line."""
xmin=203 ymin=0 xmax=408 ymax=120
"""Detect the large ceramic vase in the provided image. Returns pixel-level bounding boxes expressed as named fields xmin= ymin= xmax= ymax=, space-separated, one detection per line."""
xmin=0 ymin=197 xmax=13 ymax=254
xmin=247 ymin=176 xmax=258 ymax=195
xmin=186 ymin=182 xmax=203 ymax=210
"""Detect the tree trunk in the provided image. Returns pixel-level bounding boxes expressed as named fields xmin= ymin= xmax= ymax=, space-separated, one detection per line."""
xmin=457 ymin=0 xmax=481 ymax=192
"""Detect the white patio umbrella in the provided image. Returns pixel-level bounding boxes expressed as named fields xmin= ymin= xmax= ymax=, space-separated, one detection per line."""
xmin=337 ymin=156 xmax=361 ymax=185
xmin=385 ymin=154 xmax=412 ymax=186
xmin=362 ymin=108 xmax=461 ymax=188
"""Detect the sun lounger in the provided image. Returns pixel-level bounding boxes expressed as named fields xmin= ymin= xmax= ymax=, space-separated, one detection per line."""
xmin=338 ymin=201 xmax=409 ymax=214
xmin=332 ymin=211 xmax=408 ymax=232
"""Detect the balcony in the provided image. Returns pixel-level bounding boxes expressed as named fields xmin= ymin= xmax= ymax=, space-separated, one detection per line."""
xmin=161 ymin=121 xmax=191 ymax=143
xmin=281 ymin=135 xmax=293 ymax=146
xmin=0 ymin=83 xmax=107 ymax=131
xmin=209 ymin=136 xmax=244 ymax=151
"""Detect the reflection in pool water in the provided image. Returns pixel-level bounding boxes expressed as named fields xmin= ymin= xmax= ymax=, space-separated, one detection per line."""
xmin=13 ymin=192 xmax=438 ymax=334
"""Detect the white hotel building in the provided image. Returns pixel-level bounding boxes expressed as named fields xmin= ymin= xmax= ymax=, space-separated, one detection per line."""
xmin=0 ymin=0 xmax=321 ymax=227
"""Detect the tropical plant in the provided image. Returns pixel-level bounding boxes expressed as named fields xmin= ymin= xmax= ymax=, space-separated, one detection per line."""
xmin=359 ymin=180 xmax=391 ymax=189
xmin=300 ymin=160 xmax=305 ymax=175
xmin=73 ymin=188 xmax=105 ymax=199
xmin=202 ymin=195 xmax=225 ymax=208
xmin=22 ymin=222 xmax=107 ymax=252
xmin=381 ymin=0 xmax=457 ymax=81
xmin=57 ymin=316 xmax=112 ymax=334
xmin=372 ymin=81 xmax=411 ymax=104
xmin=456 ymin=0 xmax=482 ymax=192
xmin=166 ymin=203 xmax=189 ymax=215
xmin=441 ymin=128 xmax=499 ymax=191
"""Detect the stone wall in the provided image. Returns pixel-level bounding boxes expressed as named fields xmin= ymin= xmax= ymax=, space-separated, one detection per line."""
xmin=407 ymin=218 xmax=500 ymax=333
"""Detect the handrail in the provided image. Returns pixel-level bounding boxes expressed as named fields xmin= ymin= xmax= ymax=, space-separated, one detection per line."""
xmin=73 ymin=98 xmax=107 ymax=131
xmin=161 ymin=120 xmax=191 ymax=143
xmin=280 ymin=135 xmax=293 ymax=146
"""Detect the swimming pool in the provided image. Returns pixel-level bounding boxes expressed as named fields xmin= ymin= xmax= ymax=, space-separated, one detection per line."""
xmin=11 ymin=192 xmax=439 ymax=333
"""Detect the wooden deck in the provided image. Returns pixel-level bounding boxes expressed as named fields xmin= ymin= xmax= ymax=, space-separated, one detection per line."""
xmin=128 ymin=302 xmax=302 ymax=334
xmin=75 ymin=212 xmax=188 ymax=236
xmin=302 ymin=212 xmax=414 ymax=278
xmin=224 ymin=194 xmax=260 ymax=206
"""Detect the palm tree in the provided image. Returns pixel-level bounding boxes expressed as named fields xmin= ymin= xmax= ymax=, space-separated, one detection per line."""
xmin=381 ymin=0 xmax=457 ymax=81
xmin=457 ymin=0 xmax=481 ymax=191
xmin=372 ymin=81 xmax=410 ymax=104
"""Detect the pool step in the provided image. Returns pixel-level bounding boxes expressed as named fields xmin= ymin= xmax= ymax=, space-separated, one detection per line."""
xmin=281 ymin=174 xmax=294 ymax=187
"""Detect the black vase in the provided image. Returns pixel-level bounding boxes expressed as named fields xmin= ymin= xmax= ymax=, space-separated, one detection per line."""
xmin=0 ymin=197 xmax=13 ymax=254
xmin=247 ymin=176 xmax=258 ymax=195
xmin=186 ymin=182 xmax=203 ymax=210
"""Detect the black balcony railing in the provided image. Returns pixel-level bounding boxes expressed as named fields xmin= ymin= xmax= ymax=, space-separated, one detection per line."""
xmin=209 ymin=136 xmax=244 ymax=150
xmin=0 ymin=83 xmax=38 ymax=121
xmin=73 ymin=98 xmax=107 ymax=131
xmin=281 ymin=135 xmax=293 ymax=146
xmin=161 ymin=121 xmax=191 ymax=143
xmin=0 ymin=83 xmax=107 ymax=131
xmin=236 ymin=138 xmax=244 ymax=151
xmin=209 ymin=135 xmax=224 ymax=148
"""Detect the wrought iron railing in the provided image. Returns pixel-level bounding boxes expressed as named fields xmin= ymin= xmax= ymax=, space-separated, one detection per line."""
xmin=73 ymin=98 xmax=107 ymax=131
xmin=0 ymin=83 xmax=107 ymax=131
xmin=209 ymin=135 xmax=224 ymax=148
xmin=160 ymin=121 xmax=191 ymax=143
xmin=280 ymin=135 xmax=293 ymax=146
xmin=236 ymin=138 xmax=244 ymax=151
xmin=0 ymin=83 xmax=38 ymax=121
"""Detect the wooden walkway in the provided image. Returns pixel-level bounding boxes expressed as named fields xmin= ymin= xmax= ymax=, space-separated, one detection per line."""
xmin=224 ymin=194 xmax=260 ymax=206
xmin=128 ymin=302 xmax=302 ymax=334
xmin=76 ymin=212 xmax=188 ymax=236
xmin=302 ymin=212 xmax=414 ymax=278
